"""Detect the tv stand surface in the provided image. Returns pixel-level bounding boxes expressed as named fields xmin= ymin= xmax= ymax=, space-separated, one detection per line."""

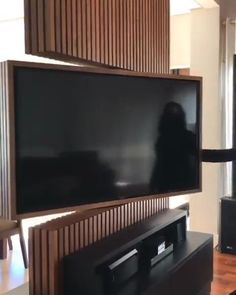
xmin=63 ymin=209 xmax=213 ymax=295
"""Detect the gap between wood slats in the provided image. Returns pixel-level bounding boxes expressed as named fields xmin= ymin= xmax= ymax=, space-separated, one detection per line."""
xmin=25 ymin=0 xmax=170 ymax=73
xmin=29 ymin=199 xmax=169 ymax=294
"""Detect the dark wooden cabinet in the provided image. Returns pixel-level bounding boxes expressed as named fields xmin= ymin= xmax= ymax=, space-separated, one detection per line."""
xmin=63 ymin=210 xmax=213 ymax=295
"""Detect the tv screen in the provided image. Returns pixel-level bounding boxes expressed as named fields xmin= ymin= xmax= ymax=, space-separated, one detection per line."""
xmin=13 ymin=66 xmax=201 ymax=215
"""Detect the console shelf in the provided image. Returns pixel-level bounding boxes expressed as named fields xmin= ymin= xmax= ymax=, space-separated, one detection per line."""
xmin=63 ymin=209 xmax=213 ymax=295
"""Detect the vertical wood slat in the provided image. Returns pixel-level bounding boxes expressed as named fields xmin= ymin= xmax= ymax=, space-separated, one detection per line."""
xmin=144 ymin=0 xmax=148 ymax=72
xmin=72 ymin=0 xmax=77 ymax=57
xmin=95 ymin=0 xmax=100 ymax=62
xmin=123 ymin=0 xmax=127 ymax=69
xmin=25 ymin=0 xmax=170 ymax=74
xmin=111 ymin=0 xmax=116 ymax=66
xmin=37 ymin=0 xmax=45 ymax=52
xmin=86 ymin=0 xmax=91 ymax=60
xmin=29 ymin=0 xmax=38 ymax=54
xmin=81 ymin=0 xmax=87 ymax=59
xmin=29 ymin=197 xmax=169 ymax=295
xmin=130 ymin=0 xmax=134 ymax=70
xmin=121 ymin=0 xmax=124 ymax=69
xmin=48 ymin=231 xmax=59 ymax=295
xmin=91 ymin=0 xmax=96 ymax=61
xmin=41 ymin=229 xmax=49 ymax=295
xmin=133 ymin=0 xmax=137 ymax=71
xmin=138 ymin=0 xmax=142 ymax=71
xmin=77 ymin=0 xmax=82 ymax=58
xmin=126 ymin=0 xmax=130 ymax=69
xmin=153 ymin=0 xmax=157 ymax=73
xmin=136 ymin=0 xmax=140 ymax=72
xmin=55 ymin=0 xmax=62 ymax=54
xmin=104 ymin=0 xmax=109 ymax=65
xmin=66 ymin=0 xmax=72 ymax=56
xmin=34 ymin=228 xmax=41 ymax=295
xmin=28 ymin=229 xmax=35 ymax=295
xmin=24 ymin=0 xmax=32 ymax=53
xmin=61 ymin=0 xmax=67 ymax=55
xmin=45 ymin=0 xmax=56 ymax=52
xmin=108 ymin=0 xmax=112 ymax=65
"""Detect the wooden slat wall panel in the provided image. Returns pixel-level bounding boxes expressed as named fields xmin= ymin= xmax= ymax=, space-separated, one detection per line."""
xmin=9 ymin=1 xmax=170 ymax=293
xmin=29 ymin=198 xmax=169 ymax=295
xmin=24 ymin=0 xmax=170 ymax=73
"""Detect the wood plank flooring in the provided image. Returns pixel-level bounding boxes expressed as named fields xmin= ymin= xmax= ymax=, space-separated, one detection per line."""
xmin=211 ymin=250 xmax=236 ymax=295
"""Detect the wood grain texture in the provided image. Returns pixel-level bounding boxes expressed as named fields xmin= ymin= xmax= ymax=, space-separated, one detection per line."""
xmin=0 ymin=62 xmax=11 ymax=220
xmin=24 ymin=0 xmax=170 ymax=73
xmin=29 ymin=199 xmax=169 ymax=295
xmin=211 ymin=250 xmax=236 ymax=295
xmin=11 ymin=0 xmax=169 ymax=288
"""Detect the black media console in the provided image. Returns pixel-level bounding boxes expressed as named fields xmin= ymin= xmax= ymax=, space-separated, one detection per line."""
xmin=63 ymin=209 xmax=213 ymax=295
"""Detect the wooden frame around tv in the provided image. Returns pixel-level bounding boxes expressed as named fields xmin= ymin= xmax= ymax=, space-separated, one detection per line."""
xmin=0 ymin=60 xmax=202 ymax=220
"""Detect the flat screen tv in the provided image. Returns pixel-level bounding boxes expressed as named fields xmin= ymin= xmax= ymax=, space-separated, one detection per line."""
xmin=2 ymin=61 xmax=202 ymax=218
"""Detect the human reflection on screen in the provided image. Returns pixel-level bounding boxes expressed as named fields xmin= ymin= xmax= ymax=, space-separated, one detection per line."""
xmin=150 ymin=102 xmax=197 ymax=193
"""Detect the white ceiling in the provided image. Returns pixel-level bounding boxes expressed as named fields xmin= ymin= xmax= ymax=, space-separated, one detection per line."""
xmin=170 ymin=0 xmax=201 ymax=15
xmin=0 ymin=0 xmax=219 ymax=21
xmin=196 ymin=0 xmax=219 ymax=8
xmin=170 ymin=0 xmax=219 ymax=16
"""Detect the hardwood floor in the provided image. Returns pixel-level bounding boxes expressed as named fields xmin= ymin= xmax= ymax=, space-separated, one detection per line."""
xmin=211 ymin=250 xmax=236 ymax=295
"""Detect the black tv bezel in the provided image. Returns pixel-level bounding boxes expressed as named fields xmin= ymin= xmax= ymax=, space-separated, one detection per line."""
xmin=6 ymin=60 xmax=202 ymax=219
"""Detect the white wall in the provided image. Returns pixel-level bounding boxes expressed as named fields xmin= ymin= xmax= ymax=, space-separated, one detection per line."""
xmin=189 ymin=7 xmax=222 ymax=243
xmin=0 ymin=18 xmax=46 ymax=62
xmin=170 ymin=7 xmax=222 ymax=242
xmin=170 ymin=14 xmax=191 ymax=69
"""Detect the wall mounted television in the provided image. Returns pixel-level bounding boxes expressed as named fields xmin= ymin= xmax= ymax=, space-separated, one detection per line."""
xmin=0 ymin=61 xmax=202 ymax=219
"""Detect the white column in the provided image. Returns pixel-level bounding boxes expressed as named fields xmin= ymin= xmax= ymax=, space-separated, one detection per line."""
xmin=189 ymin=7 xmax=222 ymax=244
xmin=221 ymin=18 xmax=236 ymax=196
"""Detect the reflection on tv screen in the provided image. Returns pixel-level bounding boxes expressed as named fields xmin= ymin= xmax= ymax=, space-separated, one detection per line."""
xmin=14 ymin=67 xmax=200 ymax=214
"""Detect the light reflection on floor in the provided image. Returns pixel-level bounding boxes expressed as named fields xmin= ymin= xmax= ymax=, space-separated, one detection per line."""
xmin=0 ymin=235 xmax=28 ymax=295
